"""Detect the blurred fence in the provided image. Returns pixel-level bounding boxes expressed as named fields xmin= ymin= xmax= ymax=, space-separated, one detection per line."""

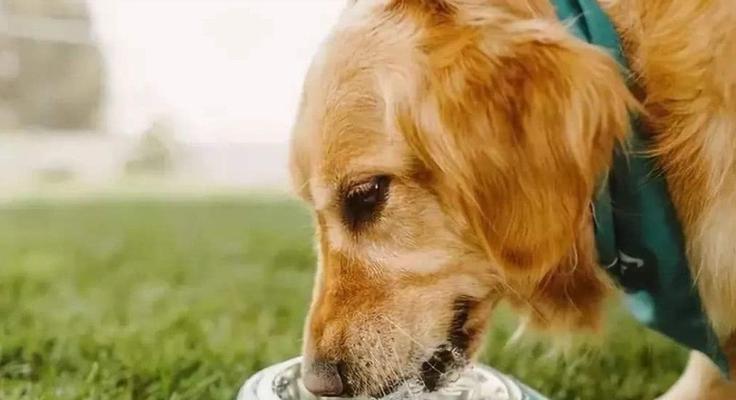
xmin=0 ymin=133 xmax=290 ymax=196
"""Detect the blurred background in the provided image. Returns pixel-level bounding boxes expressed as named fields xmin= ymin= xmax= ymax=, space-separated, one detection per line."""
xmin=0 ymin=0 xmax=343 ymax=197
xmin=0 ymin=1 xmax=689 ymax=399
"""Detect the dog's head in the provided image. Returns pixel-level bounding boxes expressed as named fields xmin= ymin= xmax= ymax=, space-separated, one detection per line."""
xmin=290 ymin=0 xmax=635 ymax=397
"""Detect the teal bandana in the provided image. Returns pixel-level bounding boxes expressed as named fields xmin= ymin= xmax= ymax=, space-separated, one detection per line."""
xmin=552 ymin=0 xmax=729 ymax=373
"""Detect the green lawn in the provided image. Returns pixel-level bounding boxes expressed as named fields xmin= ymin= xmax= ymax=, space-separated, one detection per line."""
xmin=0 ymin=198 xmax=687 ymax=400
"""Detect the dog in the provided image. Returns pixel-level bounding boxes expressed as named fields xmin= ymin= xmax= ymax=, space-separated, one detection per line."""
xmin=288 ymin=1 xmax=736 ymax=398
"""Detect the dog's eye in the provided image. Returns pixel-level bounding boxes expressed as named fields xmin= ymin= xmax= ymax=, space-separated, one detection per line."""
xmin=343 ymin=175 xmax=391 ymax=230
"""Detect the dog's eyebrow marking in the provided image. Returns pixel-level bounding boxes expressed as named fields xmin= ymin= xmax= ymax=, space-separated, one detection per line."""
xmin=379 ymin=249 xmax=452 ymax=275
xmin=311 ymin=179 xmax=334 ymax=212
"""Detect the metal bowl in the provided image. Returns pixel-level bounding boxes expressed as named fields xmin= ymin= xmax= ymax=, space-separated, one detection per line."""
xmin=238 ymin=357 xmax=547 ymax=400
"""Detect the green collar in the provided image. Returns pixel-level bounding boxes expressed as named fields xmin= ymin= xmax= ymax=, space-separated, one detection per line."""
xmin=552 ymin=0 xmax=729 ymax=373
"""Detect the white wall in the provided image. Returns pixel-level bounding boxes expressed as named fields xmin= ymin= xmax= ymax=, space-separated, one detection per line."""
xmin=87 ymin=0 xmax=344 ymax=144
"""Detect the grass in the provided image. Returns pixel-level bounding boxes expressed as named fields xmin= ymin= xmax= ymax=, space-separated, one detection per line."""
xmin=0 ymin=197 xmax=688 ymax=400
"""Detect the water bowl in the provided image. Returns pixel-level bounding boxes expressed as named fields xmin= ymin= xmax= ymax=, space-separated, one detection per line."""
xmin=238 ymin=357 xmax=548 ymax=400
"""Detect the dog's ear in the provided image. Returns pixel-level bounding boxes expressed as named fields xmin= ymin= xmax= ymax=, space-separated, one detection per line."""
xmin=396 ymin=21 xmax=636 ymax=278
xmin=514 ymin=219 xmax=614 ymax=330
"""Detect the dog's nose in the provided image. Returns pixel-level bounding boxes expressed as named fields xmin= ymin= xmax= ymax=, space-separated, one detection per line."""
xmin=302 ymin=359 xmax=346 ymax=397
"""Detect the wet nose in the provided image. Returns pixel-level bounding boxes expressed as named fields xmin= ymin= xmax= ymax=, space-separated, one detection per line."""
xmin=302 ymin=359 xmax=346 ymax=397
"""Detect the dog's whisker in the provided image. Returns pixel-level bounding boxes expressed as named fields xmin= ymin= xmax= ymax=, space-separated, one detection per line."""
xmin=381 ymin=316 xmax=456 ymax=390
xmin=383 ymin=339 xmax=404 ymax=398
xmin=498 ymin=278 xmax=549 ymax=326
xmin=356 ymin=312 xmax=383 ymax=394
xmin=381 ymin=315 xmax=448 ymax=386
xmin=374 ymin=326 xmax=400 ymax=397
xmin=393 ymin=341 xmax=421 ymax=400
xmin=380 ymin=315 xmax=434 ymax=354
xmin=359 ymin=329 xmax=377 ymax=394
xmin=348 ymin=312 xmax=375 ymax=391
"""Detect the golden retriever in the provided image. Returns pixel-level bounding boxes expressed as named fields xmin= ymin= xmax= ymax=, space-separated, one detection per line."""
xmin=288 ymin=0 xmax=736 ymax=398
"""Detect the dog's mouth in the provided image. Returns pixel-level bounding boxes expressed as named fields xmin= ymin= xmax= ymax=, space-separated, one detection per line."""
xmin=363 ymin=298 xmax=477 ymax=397
xmin=418 ymin=344 xmax=466 ymax=392
xmin=420 ymin=297 xmax=476 ymax=391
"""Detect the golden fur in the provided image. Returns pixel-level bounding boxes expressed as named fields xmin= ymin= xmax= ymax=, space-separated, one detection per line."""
xmin=290 ymin=0 xmax=736 ymax=397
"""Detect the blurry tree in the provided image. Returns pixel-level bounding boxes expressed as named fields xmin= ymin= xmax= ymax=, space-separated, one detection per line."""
xmin=125 ymin=120 xmax=177 ymax=176
xmin=0 ymin=0 xmax=103 ymax=131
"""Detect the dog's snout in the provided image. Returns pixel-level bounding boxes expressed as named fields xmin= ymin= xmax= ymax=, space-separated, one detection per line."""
xmin=302 ymin=359 xmax=347 ymax=397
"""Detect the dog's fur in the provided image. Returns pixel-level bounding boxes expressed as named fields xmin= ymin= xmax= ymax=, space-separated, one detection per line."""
xmin=289 ymin=0 xmax=736 ymax=398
